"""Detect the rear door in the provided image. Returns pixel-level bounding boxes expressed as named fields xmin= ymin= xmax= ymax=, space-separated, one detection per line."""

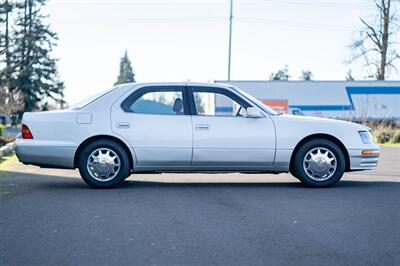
xmin=111 ymin=85 xmax=192 ymax=169
xmin=189 ymin=86 xmax=275 ymax=169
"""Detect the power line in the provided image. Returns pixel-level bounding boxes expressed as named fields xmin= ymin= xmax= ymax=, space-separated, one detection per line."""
xmin=50 ymin=0 xmax=374 ymax=9
xmin=52 ymin=15 xmax=353 ymax=32
xmin=237 ymin=17 xmax=353 ymax=31
xmin=52 ymin=17 xmax=226 ymax=25
xmin=261 ymin=0 xmax=373 ymax=9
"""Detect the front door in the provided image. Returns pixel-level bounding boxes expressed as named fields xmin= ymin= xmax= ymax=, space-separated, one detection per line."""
xmin=190 ymin=86 xmax=275 ymax=169
xmin=111 ymin=86 xmax=192 ymax=169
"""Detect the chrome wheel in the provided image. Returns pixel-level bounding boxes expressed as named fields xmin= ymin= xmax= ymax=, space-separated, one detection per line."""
xmin=87 ymin=148 xmax=121 ymax=182
xmin=303 ymin=147 xmax=337 ymax=181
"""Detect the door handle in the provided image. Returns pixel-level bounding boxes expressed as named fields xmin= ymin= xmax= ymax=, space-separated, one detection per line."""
xmin=116 ymin=122 xmax=131 ymax=129
xmin=195 ymin=124 xmax=210 ymax=130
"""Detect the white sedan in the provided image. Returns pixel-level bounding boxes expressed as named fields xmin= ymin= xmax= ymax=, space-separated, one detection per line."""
xmin=16 ymin=82 xmax=380 ymax=188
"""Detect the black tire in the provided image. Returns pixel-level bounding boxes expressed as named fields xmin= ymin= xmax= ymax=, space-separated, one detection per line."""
xmin=78 ymin=139 xmax=130 ymax=188
xmin=292 ymin=138 xmax=345 ymax=188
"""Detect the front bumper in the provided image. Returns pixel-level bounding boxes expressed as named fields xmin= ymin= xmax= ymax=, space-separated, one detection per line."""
xmin=15 ymin=139 xmax=76 ymax=169
xmin=348 ymin=144 xmax=380 ymax=171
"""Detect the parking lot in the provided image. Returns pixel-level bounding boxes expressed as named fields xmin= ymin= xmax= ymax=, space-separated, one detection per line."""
xmin=0 ymin=147 xmax=399 ymax=266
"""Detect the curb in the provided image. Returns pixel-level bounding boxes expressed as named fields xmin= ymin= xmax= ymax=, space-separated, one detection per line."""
xmin=0 ymin=142 xmax=16 ymax=157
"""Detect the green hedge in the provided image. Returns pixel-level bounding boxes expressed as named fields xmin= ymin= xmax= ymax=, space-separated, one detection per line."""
xmin=374 ymin=129 xmax=400 ymax=144
xmin=391 ymin=130 xmax=400 ymax=143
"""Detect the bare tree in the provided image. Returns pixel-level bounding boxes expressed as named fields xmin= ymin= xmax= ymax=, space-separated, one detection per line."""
xmin=350 ymin=0 xmax=400 ymax=80
xmin=346 ymin=69 xmax=355 ymax=81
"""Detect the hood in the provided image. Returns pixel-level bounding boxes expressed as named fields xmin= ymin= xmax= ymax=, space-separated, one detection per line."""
xmin=279 ymin=114 xmax=371 ymax=131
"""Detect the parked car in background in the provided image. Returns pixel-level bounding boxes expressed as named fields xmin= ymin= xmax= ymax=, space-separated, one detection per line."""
xmin=289 ymin=107 xmax=304 ymax=116
xmin=16 ymin=82 xmax=380 ymax=189
xmin=0 ymin=114 xmax=7 ymax=126
xmin=10 ymin=114 xmax=18 ymax=127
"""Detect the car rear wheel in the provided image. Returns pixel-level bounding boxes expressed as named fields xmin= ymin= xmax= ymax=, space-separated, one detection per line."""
xmin=292 ymin=139 xmax=345 ymax=188
xmin=78 ymin=140 xmax=130 ymax=188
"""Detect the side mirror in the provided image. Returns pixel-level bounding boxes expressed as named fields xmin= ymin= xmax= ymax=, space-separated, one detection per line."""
xmin=245 ymin=107 xmax=264 ymax=118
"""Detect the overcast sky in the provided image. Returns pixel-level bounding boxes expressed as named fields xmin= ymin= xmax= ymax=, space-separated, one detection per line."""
xmin=44 ymin=0 xmax=398 ymax=104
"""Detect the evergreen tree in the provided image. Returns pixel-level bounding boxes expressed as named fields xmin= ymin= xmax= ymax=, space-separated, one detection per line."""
xmin=0 ymin=0 xmax=17 ymax=113
xmin=115 ymin=50 xmax=135 ymax=85
xmin=13 ymin=0 xmax=64 ymax=112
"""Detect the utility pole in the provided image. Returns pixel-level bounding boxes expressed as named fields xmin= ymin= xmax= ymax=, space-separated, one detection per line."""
xmin=227 ymin=0 xmax=233 ymax=81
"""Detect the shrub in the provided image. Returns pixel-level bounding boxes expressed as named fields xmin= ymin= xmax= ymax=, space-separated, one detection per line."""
xmin=390 ymin=130 xmax=400 ymax=144
xmin=0 ymin=136 xmax=16 ymax=147
xmin=375 ymin=129 xmax=393 ymax=144
xmin=0 ymin=124 xmax=4 ymax=136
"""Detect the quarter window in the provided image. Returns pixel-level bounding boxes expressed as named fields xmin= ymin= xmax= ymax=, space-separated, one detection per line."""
xmin=127 ymin=89 xmax=185 ymax=115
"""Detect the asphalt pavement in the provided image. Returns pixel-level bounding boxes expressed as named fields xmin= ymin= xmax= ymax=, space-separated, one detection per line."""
xmin=0 ymin=147 xmax=399 ymax=266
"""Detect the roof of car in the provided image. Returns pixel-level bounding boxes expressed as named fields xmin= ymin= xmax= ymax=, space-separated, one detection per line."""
xmin=115 ymin=82 xmax=231 ymax=89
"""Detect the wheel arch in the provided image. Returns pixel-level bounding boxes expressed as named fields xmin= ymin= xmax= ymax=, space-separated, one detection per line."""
xmin=74 ymin=135 xmax=134 ymax=171
xmin=289 ymin=133 xmax=350 ymax=174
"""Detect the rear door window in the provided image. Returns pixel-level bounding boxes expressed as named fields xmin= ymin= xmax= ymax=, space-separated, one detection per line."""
xmin=121 ymin=86 xmax=187 ymax=115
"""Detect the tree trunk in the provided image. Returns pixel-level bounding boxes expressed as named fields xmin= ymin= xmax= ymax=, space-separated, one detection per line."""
xmin=378 ymin=0 xmax=390 ymax=80
xmin=4 ymin=0 xmax=14 ymax=113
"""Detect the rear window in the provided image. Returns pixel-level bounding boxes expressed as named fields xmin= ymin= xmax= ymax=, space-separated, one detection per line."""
xmin=69 ymin=88 xmax=114 ymax=110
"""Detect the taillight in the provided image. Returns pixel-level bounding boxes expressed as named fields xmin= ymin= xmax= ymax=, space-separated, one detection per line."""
xmin=21 ymin=124 xmax=33 ymax=139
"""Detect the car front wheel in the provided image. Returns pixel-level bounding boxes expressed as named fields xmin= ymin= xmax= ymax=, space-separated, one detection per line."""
xmin=292 ymin=139 xmax=345 ymax=188
xmin=78 ymin=140 xmax=130 ymax=188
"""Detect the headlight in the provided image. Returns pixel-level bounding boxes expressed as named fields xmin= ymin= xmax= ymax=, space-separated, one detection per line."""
xmin=359 ymin=131 xmax=373 ymax=144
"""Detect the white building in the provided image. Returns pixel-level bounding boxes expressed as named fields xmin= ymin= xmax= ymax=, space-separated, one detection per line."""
xmin=214 ymin=80 xmax=400 ymax=120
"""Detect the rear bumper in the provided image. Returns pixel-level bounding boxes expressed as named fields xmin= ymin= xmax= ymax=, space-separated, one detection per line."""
xmin=15 ymin=140 xmax=76 ymax=169
xmin=348 ymin=145 xmax=380 ymax=171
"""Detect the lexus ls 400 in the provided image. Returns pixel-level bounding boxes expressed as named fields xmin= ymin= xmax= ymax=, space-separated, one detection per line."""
xmin=16 ymin=83 xmax=380 ymax=188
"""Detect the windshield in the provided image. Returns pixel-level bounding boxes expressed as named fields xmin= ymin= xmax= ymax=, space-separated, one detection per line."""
xmin=229 ymin=86 xmax=279 ymax=115
xmin=69 ymin=88 xmax=114 ymax=110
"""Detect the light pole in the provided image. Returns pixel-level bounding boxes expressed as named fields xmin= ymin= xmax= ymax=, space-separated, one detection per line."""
xmin=227 ymin=0 xmax=233 ymax=81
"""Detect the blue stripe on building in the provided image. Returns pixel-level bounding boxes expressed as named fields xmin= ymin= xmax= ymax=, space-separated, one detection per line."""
xmin=289 ymin=86 xmax=400 ymax=111
xmin=215 ymin=106 xmax=233 ymax=112
xmin=288 ymin=105 xmax=353 ymax=111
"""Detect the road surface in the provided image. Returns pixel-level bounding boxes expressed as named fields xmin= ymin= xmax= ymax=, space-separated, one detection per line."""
xmin=0 ymin=147 xmax=399 ymax=265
